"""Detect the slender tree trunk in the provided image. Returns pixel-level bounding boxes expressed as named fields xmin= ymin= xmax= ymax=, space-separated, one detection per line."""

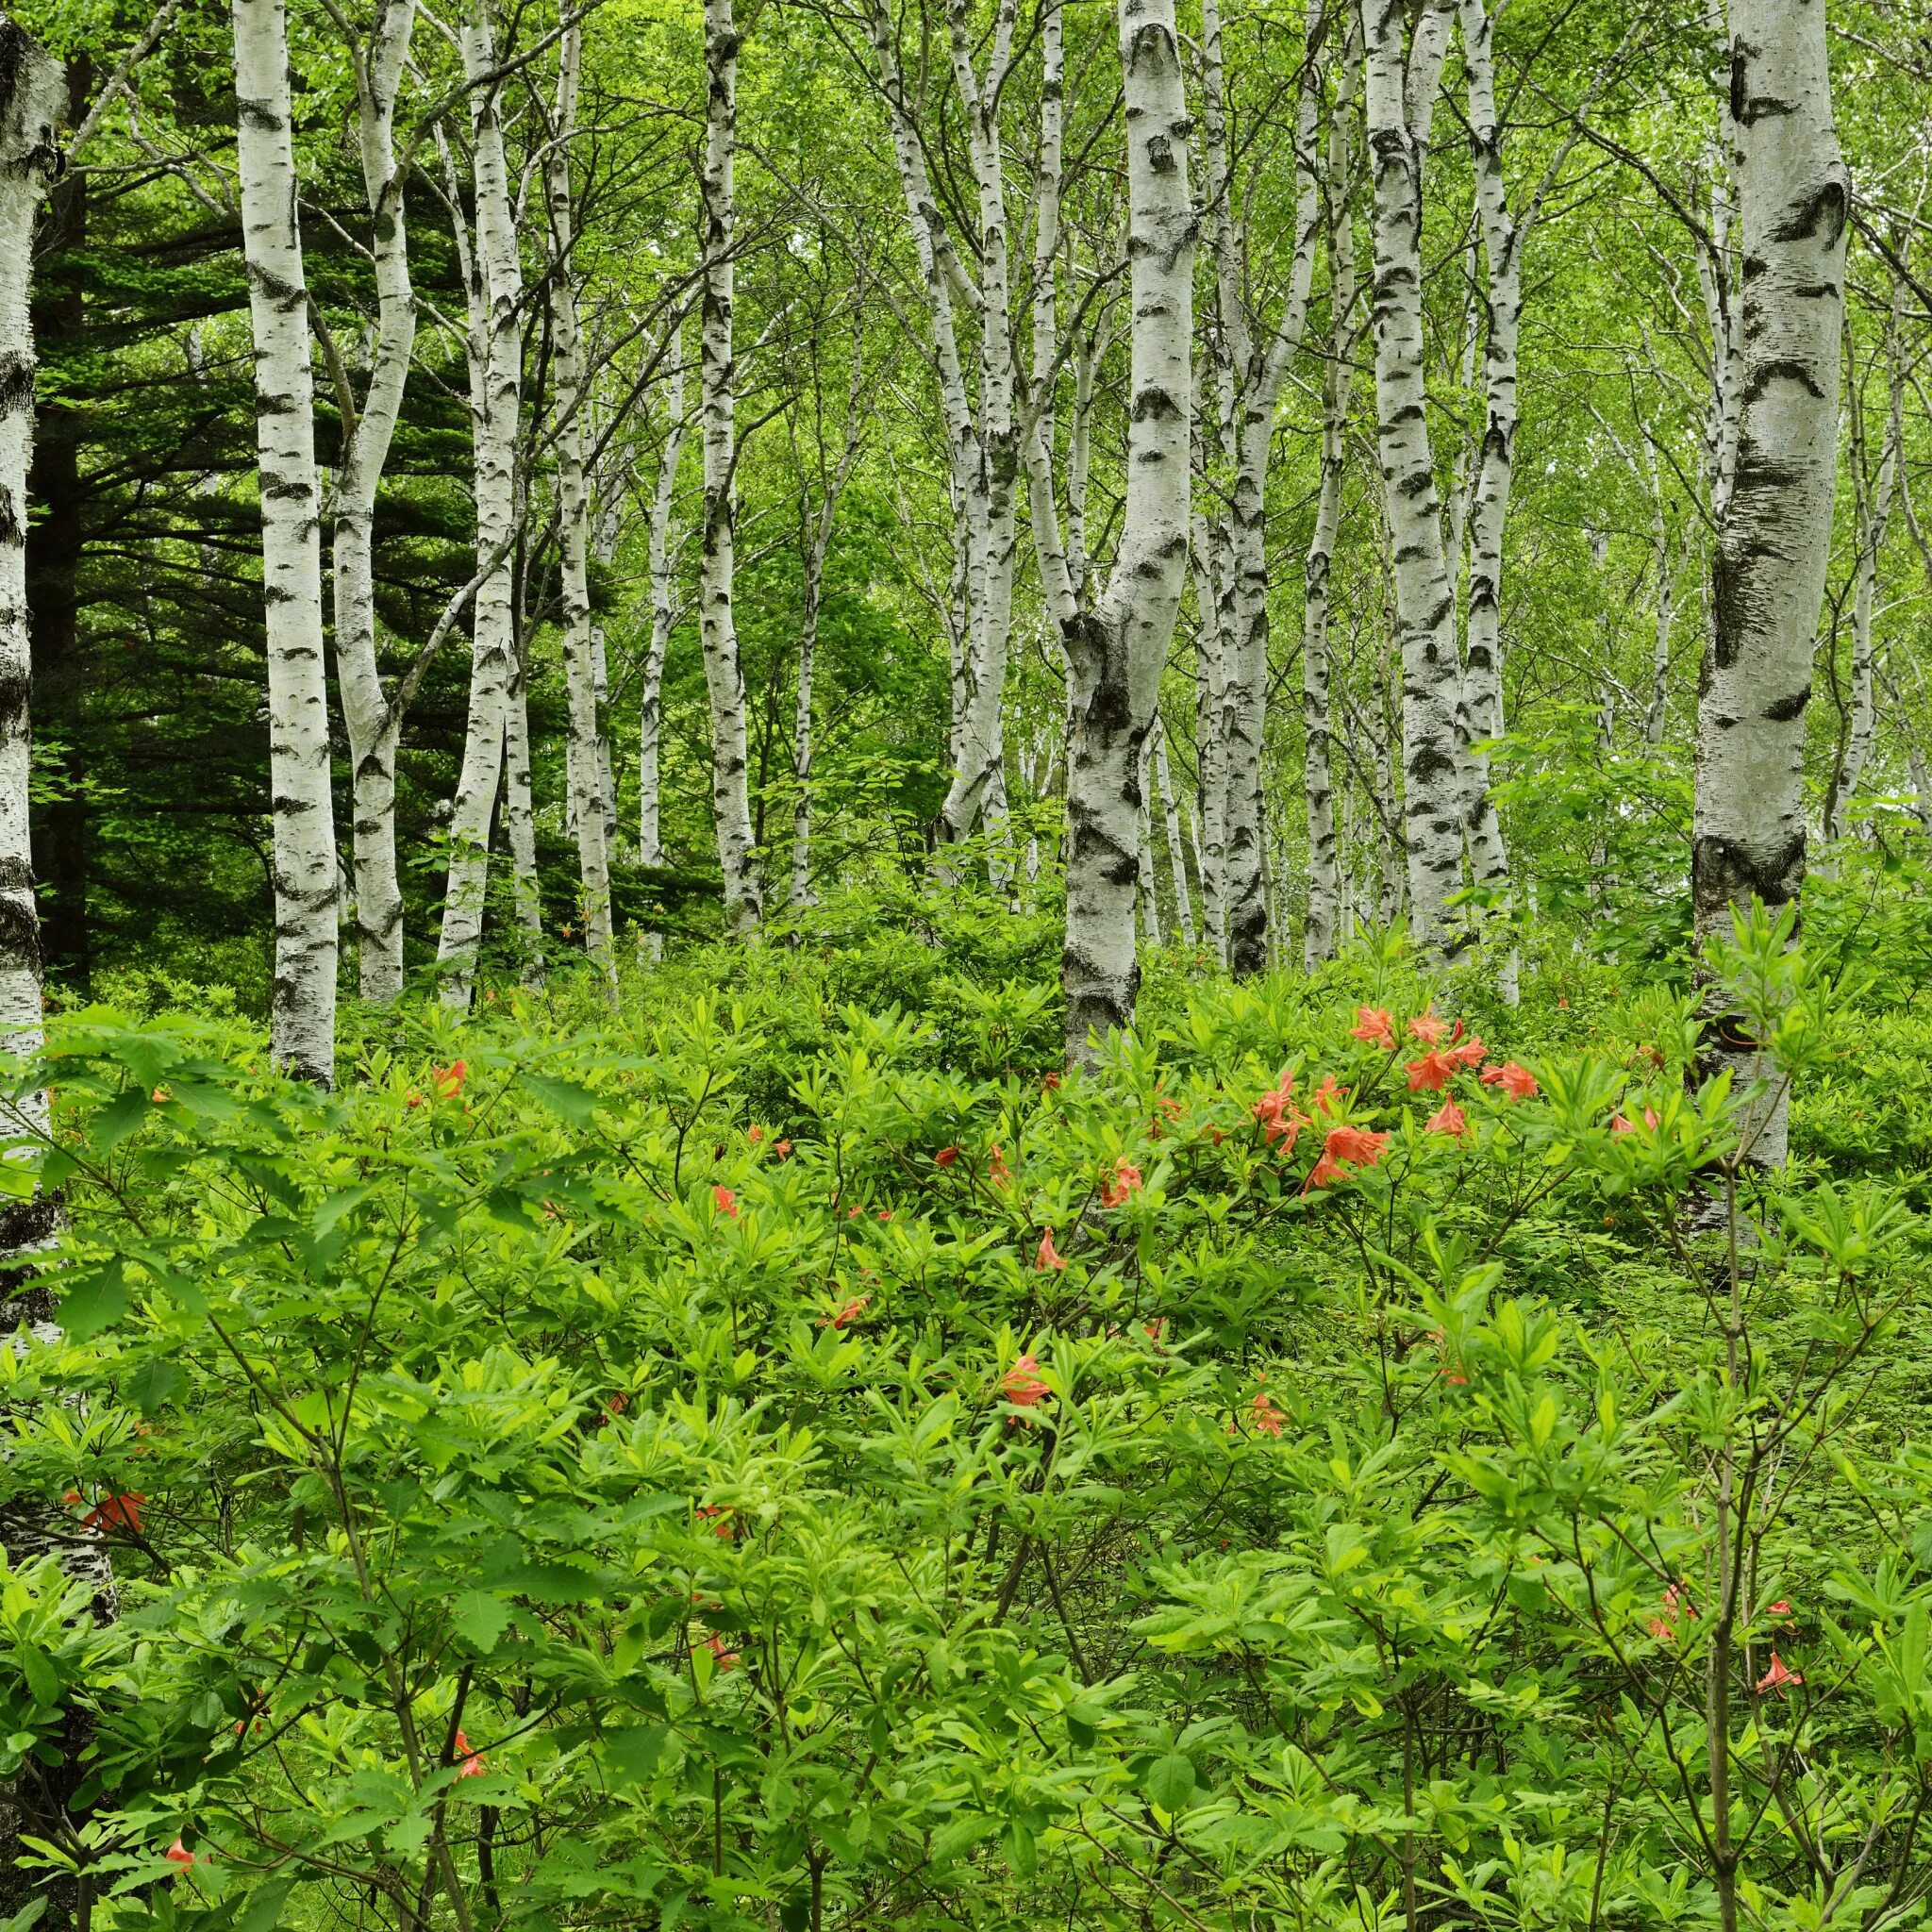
xmin=639 ymin=353 xmax=689 ymax=883
xmin=1691 ymin=0 xmax=1846 ymax=1171
xmin=330 ymin=0 xmax=417 ymax=1005
xmin=1824 ymin=287 xmax=1899 ymax=844
xmin=545 ymin=12 xmax=615 ymax=994
xmin=698 ymin=0 xmax=760 ymax=931
xmin=1058 ymin=0 xmax=1193 ymax=1063
xmin=1361 ymin=0 xmax=1460 ymax=958
xmin=435 ymin=25 xmax=523 ymax=1006
xmin=1641 ymin=429 xmax=1675 ymax=746
xmin=1191 ymin=513 xmax=1229 ymax=962
xmin=501 ymin=642 xmax=543 ymax=985
xmin=1152 ymin=715 xmax=1194 ymax=946
xmin=1303 ymin=25 xmax=1359 ymax=968
xmin=234 ymin=0 xmax=339 ymax=1080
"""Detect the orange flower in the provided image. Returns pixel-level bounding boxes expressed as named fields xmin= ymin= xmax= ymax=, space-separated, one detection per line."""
xmin=990 ymin=1143 xmax=1012 ymax=1187
xmin=1001 ymin=1354 xmax=1051 ymax=1407
xmin=934 ymin=1145 xmax=959 ymax=1168
xmin=1143 ymin=1317 xmax=1168 ymax=1344
xmin=1445 ymin=1034 xmax=1487 ymax=1070
xmin=696 ymin=1504 xmax=736 ymax=1539
xmin=606 ymin=1392 xmax=628 ymax=1415
xmin=1407 ymin=1010 xmax=1447 ymax=1044
xmin=432 ymin=1059 xmax=467 ymax=1100
xmin=876 ymin=1208 xmax=892 ymax=1222
xmin=1426 ymin=1100 xmax=1467 ymax=1139
xmin=712 ymin=1185 xmax=739 ymax=1218
xmin=1767 ymin=1599 xmax=1792 ymax=1617
xmin=1611 ymin=1106 xmax=1661 ymax=1134
xmin=1100 ymin=1158 xmax=1143 ymax=1208
xmin=454 ymin=1728 xmax=486 ymax=1776
xmin=1480 ymin=1061 xmax=1539 ymax=1100
xmin=1253 ymin=1073 xmax=1308 ymax=1149
xmin=1324 ymin=1124 xmax=1389 ymax=1168
xmin=1249 ymin=1391 xmax=1286 ymax=1437
xmin=1309 ymin=1073 xmax=1348 ymax=1115
xmin=1405 ymin=1049 xmax=1457 ymax=1093
xmin=1349 ymin=1007 xmax=1396 ymax=1050
xmin=84 ymin=1491 xmax=144 ymax=1535
xmin=820 ymin=1293 xmax=870 ymax=1329
xmin=1036 ymin=1227 xmax=1068 ymax=1273
xmin=1041 ymin=1072 xmax=1061 ymax=1091
xmin=707 ymin=1631 xmax=740 ymax=1673
xmin=748 ymin=1125 xmax=763 ymax=1143
xmin=164 ymin=1838 xmax=195 ymax=1869
xmin=774 ymin=1139 xmax=791 ymax=1158
xmin=1756 ymin=1650 xmax=1804 ymax=1696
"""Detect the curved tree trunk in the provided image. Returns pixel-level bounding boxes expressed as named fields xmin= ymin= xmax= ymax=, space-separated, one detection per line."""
xmin=698 ymin=0 xmax=761 ymax=931
xmin=1058 ymin=0 xmax=1193 ymax=1064
xmin=1691 ymin=0 xmax=1847 ymax=1169
xmin=233 ymin=0 xmax=339 ymax=1080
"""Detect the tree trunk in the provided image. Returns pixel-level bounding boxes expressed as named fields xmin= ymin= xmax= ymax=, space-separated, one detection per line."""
xmin=1058 ymin=0 xmax=1193 ymax=1064
xmin=1361 ymin=0 xmax=1461 ymax=958
xmin=1190 ymin=511 xmax=1229 ymax=962
xmin=1641 ymin=428 xmax=1675 ymax=746
xmin=1691 ymin=0 xmax=1846 ymax=1169
xmin=639 ymin=350 xmax=689 ymax=880
xmin=233 ymin=0 xmax=339 ymax=1081
xmin=434 ymin=25 xmax=523 ymax=1007
xmin=698 ymin=0 xmax=761 ymax=931
xmin=330 ymin=0 xmax=417 ymax=1005
xmin=502 ymin=642 xmax=544 ymax=986
xmin=546 ymin=10 xmax=615 ymax=994
xmin=1152 ymin=715 xmax=1194 ymax=946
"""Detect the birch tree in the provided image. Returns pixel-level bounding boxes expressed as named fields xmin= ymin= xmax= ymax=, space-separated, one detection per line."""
xmin=697 ymin=0 xmax=761 ymax=931
xmin=233 ymin=0 xmax=339 ymax=1080
xmin=1691 ymin=0 xmax=1847 ymax=1166
xmin=638 ymin=345 xmax=690 ymax=885
xmin=434 ymin=12 xmax=525 ymax=1006
xmin=0 ymin=21 xmax=64 ymax=1278
xmin=1035 ymin=0 xmax=1193 ymax=1063
xmin=1360 ymin=0 xmax=1460 ymax=958
xmin=324 ymin=0 xmax=417 ymax=1005
xmin=545 ymin=7 xmax=616 ymax=991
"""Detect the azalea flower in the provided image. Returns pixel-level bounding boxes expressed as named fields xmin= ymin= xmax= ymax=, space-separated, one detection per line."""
xmin=1001 ymin=1354 xmax=1051 ymax=1407
xmin=1406 ymin=1048 xmax=1457 ymax=1093
xmin=1253 ymin=1073 xmax=1307 ymax=1149
xmin=84 ymin=1491 xmax=144 ymax=1535
xmin=774 ymin=1140 xmax=791 ymax=1158
xmin=1480 ymin=1061 xmax=1539 ymax=1100
xmin=712 ymin=1185 xmax=739 ymax=1218
xmin=1349 ymin=1007 xmax=1396 ymax=1050
xmin=1757 ymin=1650 xmax=1804 ymax=1696
xmin=1143 ymin=1317 xmax=1168 ymax=1344
xmin=1036 ymin=1227 xmax=1068 ymax=1272
xmin=707 ymin=1631 xmax=740 ymax=1673
xmin=606 ymin=1392 xmax=628 ymax=1415
xmin=696 ymin=1504 xmax=736 ymax=1539
xmin=1426 ymin=1100 xmax=1467 ymax=1139
xmin=432 ymin=1059 xmax=467 ymax=1101
xmin=1610 ymin=1106 xmax=1662 ymax=1134
xmin=990 ymin=1142 xmax=1012 ymax=1187
xmin=454 ymin=1728 xmax=486 ymax=1776
xmin=1767 ymin=1599 xmax=1792 ymax=1617
xmin=1304 ymin=1123 xmax=1390 ymax=1192
xmin=1100 ymin=1158 xmax=1143 ymax=1208
xmin=164 ymin=1838 xmax=195 ymax=1869
xmin=1249 ymin=1390 xmax=1286 ymax=1438
xmin=1445 ymin=1034 xmax=1487 ymax=1070
xmin=1309 ymin=1073 xmax=1348 ymax=1115
xmin=748 ymin=1125 xmax=763 ymax=1143
xmin=876 ymin=1208 xmax=892 ymax=1222
xmin=934 ymin=1145 xmax=959 ymax=1168
xmin=820 ymin=1293 xmax=870 ymax=1329
xmin=1407 ymin=1010 xmax=1447 ymax=1044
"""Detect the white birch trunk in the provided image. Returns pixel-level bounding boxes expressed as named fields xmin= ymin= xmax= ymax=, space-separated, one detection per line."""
xmin=1152 ymin=716 xmax=1194 ymax=946
xmin=234 ymin=0 xmax=339 ymax=1080
xmin=329 ymin=0 xmax=416 ymax=1005
xmin=435 ymin=23 xmax=523 ymax=1007
xmin=502 ymin=643 xmax=544 ymax=984
xmin=1362 ymin=0 xmax=1460 ymax=958
xmin=545 ymin=12 xmax=614 ymax=994
xmin=1190 ymin=512 xmax=1229 ymax=961
xmin=1058 ymin=0 xmax=1192 ymax=1063
xmin=639 ymin=348 xmax=689 ymax=874
xmin=1692 ymin=0 xmax=1847 ymax=1168
xmin=698 ymin=0 xmax=761 ymax=931
xmin=0 ymin=24 xmax=63 ymax=1275
xmin=1303 ymin=26 xmax=1359 ymax=969
xmin=1456 ymin=0 xmax=1516 ymax=996
xmin=1825 ymin=290 xmax=1899 ymax=843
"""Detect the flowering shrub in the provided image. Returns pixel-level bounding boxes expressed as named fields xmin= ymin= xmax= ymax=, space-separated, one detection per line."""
xmin=0 ymin=914 xmax=1928 ymax=1929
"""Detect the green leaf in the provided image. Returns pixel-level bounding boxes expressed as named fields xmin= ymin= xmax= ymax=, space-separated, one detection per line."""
xmin=89 ymin=1089 xmax=150 ymax=1152
xmin=520 ymin=1074 xmax=599 ymax=1127
xmin=233 ymin=1880 xmax=294 ymax=1932
xmin=125 ymin=1356 xmax=184 ymax=1416
xmin=451 ymin=1592 xmax=513 ymax=1654
xmin=1145 ymin=1754 xmax=1196 ymax=1812
xmin=58 ymin=1260 xmax=130 ymax=1342
xmin=603 ymin=1724 xmax=671 ymax=1785
xmin=16 ymin=1644 xmax=59 ymax=1709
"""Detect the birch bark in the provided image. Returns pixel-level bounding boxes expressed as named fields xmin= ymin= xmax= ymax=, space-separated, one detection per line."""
xmin=1152 ymin=715 xmax=1194 ymax=946
xmin=1361 ymin=0 xmax=1461 ymax=957
xmin=1692 ymin=0 xmax=1847 ymax=1168
xmin=698 ymin=0 xmax=761 ymax=931
xmin=234 ymin=0 xmax=339 ymax=1080
xmin=435 ymin=19 xmax=524 ymax=1006
xmin=1055 ymin=0 xmax=1192 ymax=1063
xmin=0 ymin=22 xmax=63 ymax=1274
xmin=545 ymin=11 xmax=615 ymax=993
xmin=639 ymin=352 xmax=690 ymax=874
xmin=328 ymin=0 xmax=416 ymax=1005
